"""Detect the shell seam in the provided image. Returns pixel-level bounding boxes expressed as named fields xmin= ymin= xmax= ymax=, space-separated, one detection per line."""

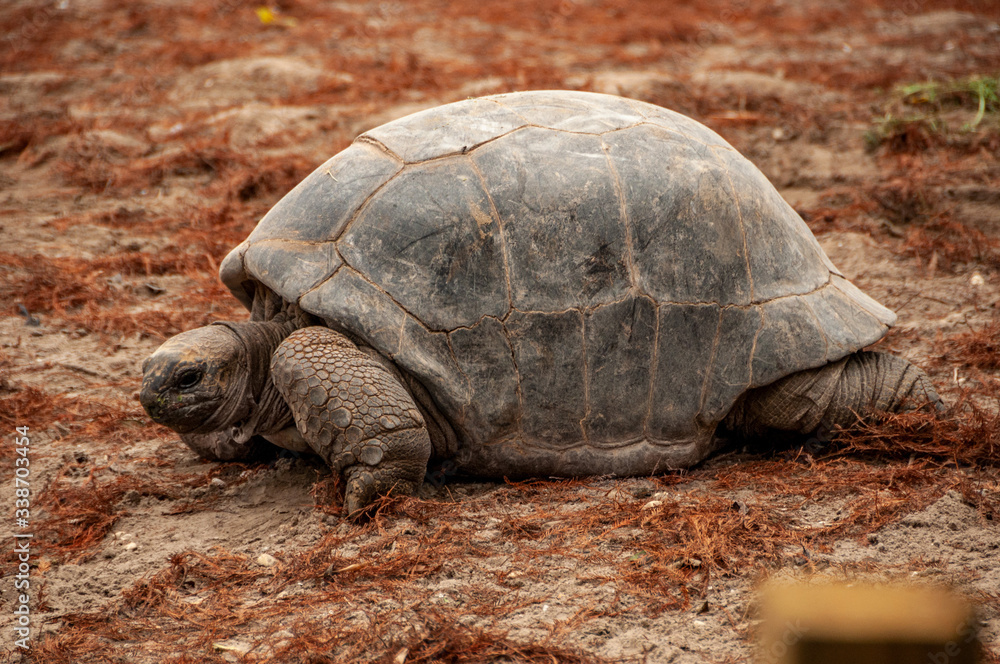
xmin=328 ymin=153 xmax=404 ymax=247
xmin=390 ymin=124 xmax=528 ymax=165
xmin=579 ymin=311 xmax=591 ymax=444
xmin=296 ymin=262 xmax=345 ymax=309
xmin=599 ymin=135 xmax=643 ymax=296
xmin=696 ymin=306 xmax=725 ymax=419
xmin=500 ymin=320 xmax=527 ymax=443
xmin=824 ymin=281 xmax=872 ymax=342
xmin=601 ymin=121 xmax=737 ymax=152
xmin=443 ymin=331 xmax=474 ymax=426
xmin=467 ymin=156 xmax=515 ymax=313
xmin=369 ymin=119 xmax=715 ymax=167
xmin=802 ymin=296 xmax=831 ymax=365
xmin=710 ymin=144 xmax=756 ymax=302
xmin=642 ymin=298 xmax=662 ymax=440
xmin=320 ymin=262 xmax=441 ymax=337
xmin=748 ymin=307 xmax=765 ymax=387
xmin=297 ymin=270 xmax=840 ymax=338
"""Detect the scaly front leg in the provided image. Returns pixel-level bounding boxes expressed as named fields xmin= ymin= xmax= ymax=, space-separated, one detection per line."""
xmin=269 ymin=327 xmax=432 ymax=518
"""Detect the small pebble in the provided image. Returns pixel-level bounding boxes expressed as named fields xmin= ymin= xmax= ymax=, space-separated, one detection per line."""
xmin=257 ymin=553 xmax=279 ymax=567
xmin=124 ymin=542 xmax=139 ymax=552
xmin=971 ymin=272 xmax=985 ymax=287
xmin=210 ymin=477 xmax=227 ymax=489
xmin=214 ymin=639 xmax=252 ymax=656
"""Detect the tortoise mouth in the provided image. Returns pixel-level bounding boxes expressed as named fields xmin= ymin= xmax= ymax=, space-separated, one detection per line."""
xmin=139 ymin=383 xmax=228 ymax=434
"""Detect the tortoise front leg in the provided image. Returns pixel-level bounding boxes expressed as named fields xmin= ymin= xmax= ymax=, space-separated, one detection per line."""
xmin=269 ymin=326 xmax=431 ymax=518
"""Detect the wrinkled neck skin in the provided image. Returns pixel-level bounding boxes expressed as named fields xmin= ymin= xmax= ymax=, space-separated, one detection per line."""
xmin=208 ymin=320 xmax=297 ymax=444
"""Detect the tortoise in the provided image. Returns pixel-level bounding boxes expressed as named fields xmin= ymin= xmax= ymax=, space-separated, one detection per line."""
xmin=140 ymin=90 xmax=941 ymax=517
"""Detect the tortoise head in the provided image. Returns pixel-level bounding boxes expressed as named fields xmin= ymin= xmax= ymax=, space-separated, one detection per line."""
xmin=140 ymin=325 xmax=253 ymax=434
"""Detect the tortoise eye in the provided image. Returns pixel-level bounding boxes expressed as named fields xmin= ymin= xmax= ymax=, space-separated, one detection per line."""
xmin=177 ymin=370 xmax=203 ymax=390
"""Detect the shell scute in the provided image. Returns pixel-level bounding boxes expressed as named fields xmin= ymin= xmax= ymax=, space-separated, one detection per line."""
xmin=491 ymin=89 xmax=646 ymax=133
xmin=248 ymin=142 xmax=400 ymax=244
xmin=505 ymin=309 xmax=586 ymax=446
xmin=603 ymin=124 xmax=752 ymax=305
xmin=360 ymin=97 xmax=527 ymax=163
xmin=471 ymin=127 xmax=630 ymax=311
xmin=582 ymin=296 xmax=658 ymax=444
xmin=339 ymin=158 xmax=509 ymax=329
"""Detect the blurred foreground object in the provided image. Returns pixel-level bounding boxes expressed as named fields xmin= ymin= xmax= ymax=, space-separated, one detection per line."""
xmin=758 ymin=581 xmax=979 ymax=663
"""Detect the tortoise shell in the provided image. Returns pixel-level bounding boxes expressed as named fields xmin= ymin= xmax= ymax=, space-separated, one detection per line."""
xmin=219 ymin=90 xmax=894 ymax=476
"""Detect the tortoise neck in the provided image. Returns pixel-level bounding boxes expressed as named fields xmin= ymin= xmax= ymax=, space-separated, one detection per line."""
xmin=211 ymin=320 xmax=297 ymax=440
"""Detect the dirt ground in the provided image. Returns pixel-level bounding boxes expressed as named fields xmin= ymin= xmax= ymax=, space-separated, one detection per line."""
xmin=2 ymin=0 xmax=1000 ymax=662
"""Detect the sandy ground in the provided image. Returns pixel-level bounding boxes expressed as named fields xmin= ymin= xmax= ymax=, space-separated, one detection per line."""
xmin=1 ymin=1 xmax=1000 ymax=662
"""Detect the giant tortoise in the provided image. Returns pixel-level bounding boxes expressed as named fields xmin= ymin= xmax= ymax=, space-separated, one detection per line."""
xmin=140 ymin=90 xmax=940 ymax=516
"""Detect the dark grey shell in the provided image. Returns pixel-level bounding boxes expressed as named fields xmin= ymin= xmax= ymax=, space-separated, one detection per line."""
xmin=220 ymin=90 xmax=895 ymax=476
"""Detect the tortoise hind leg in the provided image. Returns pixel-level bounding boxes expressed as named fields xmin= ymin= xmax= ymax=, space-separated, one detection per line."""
xmin=269 ymin=326 xmax=432 ymax=518
xmin=725 ymin=350 xmax=943 ymax=439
